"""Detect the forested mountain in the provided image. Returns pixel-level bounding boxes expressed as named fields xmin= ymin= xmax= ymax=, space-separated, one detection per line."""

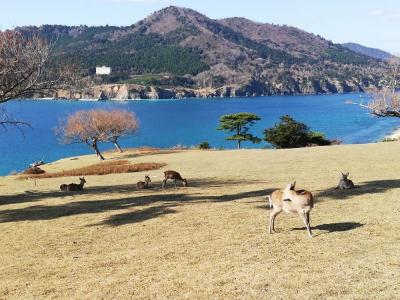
xmin=17 ymin=6 xmax=391 ymax=98
xmin=342 ymin=42 xmax=395 ymax=62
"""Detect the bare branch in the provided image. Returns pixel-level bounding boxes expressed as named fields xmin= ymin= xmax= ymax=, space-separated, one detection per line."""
xmin=0 ymin=31 xmax=80 ymax=103
xmin=56 ymin=109 xmax=139 ymax=159
xmin=360 ymin=58 xmax=400 ymax=118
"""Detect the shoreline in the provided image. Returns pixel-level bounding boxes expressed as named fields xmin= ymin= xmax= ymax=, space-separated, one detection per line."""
xmin=27 ymin=91 xmax=365 ymax=102
xmin=384 ymin=126 xmax=400 ymax=140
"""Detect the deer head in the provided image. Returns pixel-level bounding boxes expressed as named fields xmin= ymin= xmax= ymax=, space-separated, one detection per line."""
xmin=341 ymin=171 xmax=349 ymax=180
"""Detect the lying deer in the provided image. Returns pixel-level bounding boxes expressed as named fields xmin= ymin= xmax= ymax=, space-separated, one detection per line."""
xmin=60 ymin=177 xmax=86 ymax=192
xmin=336 ymin=171 xmax=355 ymax=189
xmin=136 ymin=175 xmax=151 ymax=190
xmin=267 ymin=181 xmax=314 ymax=238
xmin=162 ymin=170 xmax=187 ymax=188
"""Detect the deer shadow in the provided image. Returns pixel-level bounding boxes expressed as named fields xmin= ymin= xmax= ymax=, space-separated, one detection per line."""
xmin=291 ymin=222 xmax=364 ymax=234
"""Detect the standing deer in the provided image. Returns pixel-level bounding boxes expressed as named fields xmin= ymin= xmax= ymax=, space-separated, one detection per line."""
xmin=267 ymin=181 xmax=314 ymax=238
xmin=136 ymin=175 xmax=151 ymax=190
xmin=60 ymin=177 xmax=86 ymax=192
xmin=336 ymin=171 xmax=355 ymax=189
xmin=162 ymin=170 xmax=187 ymax=188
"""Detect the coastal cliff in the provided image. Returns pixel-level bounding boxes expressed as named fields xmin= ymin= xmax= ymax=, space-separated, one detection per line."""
xmin=54 ymin=78 xmax=369 ymax=101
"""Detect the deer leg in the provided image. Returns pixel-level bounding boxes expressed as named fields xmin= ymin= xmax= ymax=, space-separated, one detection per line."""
xmin=174 ymin=179 xmax=177 ymax=188
xmin=268 ymin=213 xmax=274 ymax=234
xmin=269 ymin=210 xmax=280 ymax=234
xmin=306 ymin=212 xmax=311 ymax=228
xmin=272 ymin=210 xmax=281 ymax=232
xmin=300 ymin=211 xmax=312 ymax=238
xmin=162 ymin=179 xmax=167 ymax=188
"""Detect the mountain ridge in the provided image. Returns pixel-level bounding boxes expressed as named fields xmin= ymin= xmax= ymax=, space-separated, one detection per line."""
xmin=342 ymin=42 xmax=395 ymax=61
xmin=15 ymin=6 xmax=391 ymax=99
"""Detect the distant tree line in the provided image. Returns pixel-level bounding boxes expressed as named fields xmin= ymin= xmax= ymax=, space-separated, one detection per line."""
xmin=40 ymin=28 xmax=210 ymax=76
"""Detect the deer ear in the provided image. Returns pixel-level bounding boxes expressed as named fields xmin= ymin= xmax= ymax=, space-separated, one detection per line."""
xmin=284 ymin=183 xmax=292 ymax=191
xmin=291 ymin=181 xmax=296 ymax=189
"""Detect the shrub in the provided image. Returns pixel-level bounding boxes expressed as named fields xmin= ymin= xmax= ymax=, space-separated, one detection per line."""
xmin=307 ymin=131 xmax=332 ymax=146
xmin=198 ymin=141 xmax=211 ymax=149
xmin=22 ymin=166 xmax=46 ymax=175
xmin=382 ymin=138 xmax=398 ymax=142
xmin=330 ymin=139 xmax=342 ymax=145
xmin=264 ymin=115 xmax=332 ymax=148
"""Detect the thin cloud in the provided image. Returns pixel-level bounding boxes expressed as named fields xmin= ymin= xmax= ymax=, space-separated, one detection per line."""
xmin=392 ymin=12 xmax=400 ymax=19
xmin=97 ymin=0 xmax=165 ymax=3
xmin=369 ymin=9 xmax=384 ymax=16
xmin=369 ymin=9 xmax=400 ymax=20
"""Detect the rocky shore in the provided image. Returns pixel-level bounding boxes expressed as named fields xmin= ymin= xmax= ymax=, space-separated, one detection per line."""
xmin=51 ymin=78 xmax=369 ymax=101
xmin=384 ymin=127 xmax=400 ymax=140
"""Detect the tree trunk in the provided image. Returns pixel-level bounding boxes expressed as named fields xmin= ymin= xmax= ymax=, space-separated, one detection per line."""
xmin=94 ymin=144 xmax=105 ymax=160
xmin=91 ymin=139 xmax=105 ymax=160
xmin=112 ymin=140 xmax=123 ymax=153
xmin=237 ymin=127 xmax=241 ymax=149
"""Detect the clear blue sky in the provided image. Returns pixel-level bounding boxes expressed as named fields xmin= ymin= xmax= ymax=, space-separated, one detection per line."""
xmin=1 ymin=0 xmax=399 ymax=54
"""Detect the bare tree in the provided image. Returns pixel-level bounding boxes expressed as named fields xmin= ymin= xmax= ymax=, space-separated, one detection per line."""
xmin=362 ymin=88 xmax=400 ymax=117
xmin=57 ymin=109 xmax=138 ymax=160
xmin=0 ymin=31 xmax=53 ymax=103
xmin=100 ymin=109 xmax=138 ymax=152
xmin=361 ymin=57 xmax=400 ymax=117
xmin=57 ymin=110 xmax=106 ymax=160
xmin=0 ymin=30 xmax=77 ymax=130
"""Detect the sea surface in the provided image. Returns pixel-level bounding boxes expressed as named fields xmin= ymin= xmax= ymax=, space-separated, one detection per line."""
xmin=1 ymin=93 xmax=399 ymax=175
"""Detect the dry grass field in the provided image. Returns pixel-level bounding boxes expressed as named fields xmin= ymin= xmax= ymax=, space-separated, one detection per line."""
xmin=1 ymin=143 xmax=400 ymax=299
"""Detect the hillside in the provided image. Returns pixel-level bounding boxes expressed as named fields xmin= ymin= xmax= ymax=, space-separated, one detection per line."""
xmin=1 ymin=143 xmax=400 ymax=298
xmin=18 ymin=6 xmax=391 ymax=99
xmin=342 ymin=42 xmax=395 ymax=61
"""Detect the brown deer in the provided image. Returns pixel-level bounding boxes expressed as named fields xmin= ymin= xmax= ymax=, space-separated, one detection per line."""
xmin=136 ymin=175 xmax=151 ymax=190
xmin=162 ymin=170 xmax=187 ymax=188
xmin=60 ymin=177 xmax=86 ymax=192
xmin=267 ymin=181 xmax=314 ymax=238
xmin=336 ymin=171 xmax=355 ymax=189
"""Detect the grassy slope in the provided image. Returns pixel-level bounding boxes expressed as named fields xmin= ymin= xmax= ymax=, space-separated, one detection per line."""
xmin=0 ymin=143 xmax=399 ymax=298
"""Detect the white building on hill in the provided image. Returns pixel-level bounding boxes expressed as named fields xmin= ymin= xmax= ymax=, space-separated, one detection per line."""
xmin=96 ymin=66 xmax=111 ymax=75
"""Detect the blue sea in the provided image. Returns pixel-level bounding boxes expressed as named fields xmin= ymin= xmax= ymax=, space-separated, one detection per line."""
xmin=1 ymin=93 xmax=399 ymax=175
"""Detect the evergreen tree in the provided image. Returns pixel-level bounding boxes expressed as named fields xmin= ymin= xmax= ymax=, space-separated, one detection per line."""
xmin=264 ymin=115 xmax=331 ymax=148
xmin=217 ymin=113 xmax=261 ymax=149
